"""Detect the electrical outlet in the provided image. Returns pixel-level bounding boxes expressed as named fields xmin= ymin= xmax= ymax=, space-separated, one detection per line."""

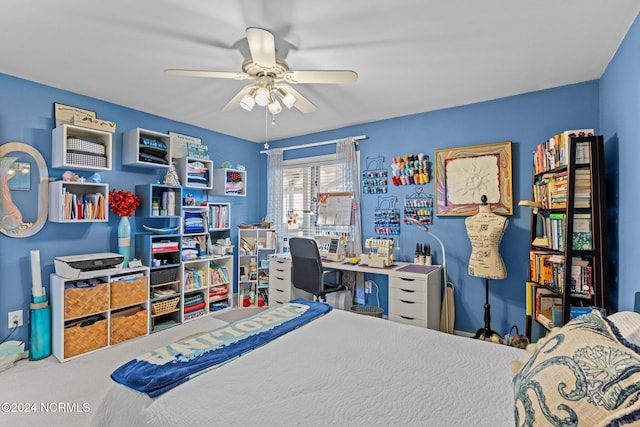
xmin=365 ymin=281 xmax=372 ymax=294
xmin=8 ymin=310 xmax=23 ymax=328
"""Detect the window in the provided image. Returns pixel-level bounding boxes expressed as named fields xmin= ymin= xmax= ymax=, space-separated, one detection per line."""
xmin=282 ymin=154 xmax=356 ymax=242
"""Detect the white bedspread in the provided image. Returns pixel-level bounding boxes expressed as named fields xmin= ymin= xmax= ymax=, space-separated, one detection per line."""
xmin=91 ymin=309 xmax=524 ymax=426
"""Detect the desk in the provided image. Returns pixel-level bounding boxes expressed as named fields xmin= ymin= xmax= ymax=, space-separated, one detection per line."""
xmin=269 ymin=255 xmax=442 ymax=330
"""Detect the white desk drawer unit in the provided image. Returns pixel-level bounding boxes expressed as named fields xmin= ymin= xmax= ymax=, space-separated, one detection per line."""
xmin=388 ymin=273 xmax=441 ymax=329
xmin=268 ymin=255 xmax=314 ymax=304
xmin=269 ymin=256 xmax=293 ymax=305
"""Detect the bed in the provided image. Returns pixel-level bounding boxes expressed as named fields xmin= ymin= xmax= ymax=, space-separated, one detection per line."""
xmin=90 ymin=303 xmax=640 ymax=427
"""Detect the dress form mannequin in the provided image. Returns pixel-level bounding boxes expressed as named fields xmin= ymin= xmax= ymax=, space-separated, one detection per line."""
xmin=465 ymin=198 xmax=508 ymax=279
xmin=465 ymin=195 xmax=508 ymax=342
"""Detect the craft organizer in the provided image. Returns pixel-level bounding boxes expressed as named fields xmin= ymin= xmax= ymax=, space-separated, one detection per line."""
xmin=374 ymin=195 xmax=400 ymax=236
xmin=361 ymin=156 xmax=388 ymax=194
xmin=403 ymin=189 xmax=434 ymax=225
xmin=390 ymin=153 xmax=431 ymax=186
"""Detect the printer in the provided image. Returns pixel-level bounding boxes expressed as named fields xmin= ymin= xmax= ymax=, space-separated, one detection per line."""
xmin=54 ymin=252 xmax=125 ymax=279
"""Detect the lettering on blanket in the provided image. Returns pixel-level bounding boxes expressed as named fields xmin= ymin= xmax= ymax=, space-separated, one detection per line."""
xmin=138 ymin=303 xmax=309 ymax=365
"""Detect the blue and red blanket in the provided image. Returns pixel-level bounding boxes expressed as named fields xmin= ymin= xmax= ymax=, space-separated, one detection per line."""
xmin=111 ymin=299 xmax=331 ymax=397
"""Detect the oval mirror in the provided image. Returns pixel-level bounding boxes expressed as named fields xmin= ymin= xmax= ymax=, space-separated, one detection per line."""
xmin=0 ymin=142 xmax=49 ymax=238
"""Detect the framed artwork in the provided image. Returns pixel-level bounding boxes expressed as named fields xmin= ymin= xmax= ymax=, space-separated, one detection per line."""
xmin=434 ymin=141 xmax=513 ymax=216
xmin=54 ymin=103 xmax=96 ymax=127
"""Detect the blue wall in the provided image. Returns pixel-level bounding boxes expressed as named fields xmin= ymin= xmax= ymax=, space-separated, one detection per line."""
xmin=0 ymin=73 xmax=265 ymax=344
xmin=600 ymin=12 xmax=640 ymax=313
xmin=269 ymin=82 xmax=600 ymax=335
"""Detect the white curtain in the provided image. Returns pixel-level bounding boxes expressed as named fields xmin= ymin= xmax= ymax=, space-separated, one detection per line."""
xmin=336 ymin=138 xmax=363 ymax=257
xmin=266 ymin=148 xmax=284 ymax=252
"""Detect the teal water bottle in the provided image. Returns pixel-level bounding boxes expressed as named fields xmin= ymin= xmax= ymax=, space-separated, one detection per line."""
xmin=29 ymin=296 xmax=51 ymax=360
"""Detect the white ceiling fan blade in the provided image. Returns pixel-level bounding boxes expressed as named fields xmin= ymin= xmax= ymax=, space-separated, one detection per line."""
xmin=279 ymin=84 xmax=316 ymax=113
xmin=165 ymin=69 xmax=249 ymax=80
xmin=284 ymin=70 xmax=358 ymax=84
xmin=222 ymin=85 xmax=255 ymax=112
xmin=246 ymin=27 xmax=276 ymax=68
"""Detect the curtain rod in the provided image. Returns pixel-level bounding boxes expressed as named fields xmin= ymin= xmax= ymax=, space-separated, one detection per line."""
xmin=260 ymin=135 xmax=367 ymax=154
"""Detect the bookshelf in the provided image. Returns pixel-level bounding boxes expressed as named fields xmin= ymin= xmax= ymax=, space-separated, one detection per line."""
xmin=525 ymin=132 xmax=609 ymax=341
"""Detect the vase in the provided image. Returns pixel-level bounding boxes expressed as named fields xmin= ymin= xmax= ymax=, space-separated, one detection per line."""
xmin=117 ymin=216 xmax=131 ymax=268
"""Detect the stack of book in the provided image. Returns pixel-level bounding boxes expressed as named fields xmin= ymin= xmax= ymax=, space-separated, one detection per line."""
xmin=572 ymin=213 xmax=593 ymax=250
xmin=573 ymin=169 xmax=591 ymax=208
xmin=152 ymin=240 xmax=179 ymax=253
xmin=570 ymin=257 xmax=593 ymax=298
xmin=533 ymin=128 xmax=594 ymax=174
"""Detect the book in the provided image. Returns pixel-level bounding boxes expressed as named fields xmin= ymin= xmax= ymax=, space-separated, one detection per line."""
xmin=572 ymin=213 xmax=593 ymax=250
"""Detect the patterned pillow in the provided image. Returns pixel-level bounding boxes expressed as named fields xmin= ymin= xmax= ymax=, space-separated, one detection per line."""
xmin=609 ymin=311 xmax=640 ymax=347
xmin=513 ymin=310 xmax=640 ymax=426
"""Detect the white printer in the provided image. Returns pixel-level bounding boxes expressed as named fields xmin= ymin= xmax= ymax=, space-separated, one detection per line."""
xmin=54 ymin=252 xmax=124 ymax=279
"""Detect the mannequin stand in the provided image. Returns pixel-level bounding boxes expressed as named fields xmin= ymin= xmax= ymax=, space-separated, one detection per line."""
xmin=473 ymin=278 xmax=503 ymax=343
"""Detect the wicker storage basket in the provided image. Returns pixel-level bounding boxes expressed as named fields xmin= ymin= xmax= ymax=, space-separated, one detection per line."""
xmin=64 ymin=318 xmax=108 ymax=358
xmin=150 ymin=267 xmax=180 ymax=286
xmin=64 ymin=283 xmax=109 ymax=319
xmin=110 ymin=277 xmax=148 ymax=309
xmin=110 ymin=309 xmax=148 ymax=345
xmin=151 ymin=296 xmax=180 ymax=315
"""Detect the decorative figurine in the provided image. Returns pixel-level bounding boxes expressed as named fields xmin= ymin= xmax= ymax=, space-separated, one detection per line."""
xmin=164 ymin=162 xmax=181 ymax=186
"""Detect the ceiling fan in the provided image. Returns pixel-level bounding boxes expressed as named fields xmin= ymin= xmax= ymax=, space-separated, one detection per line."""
xmin=165 ymin=27 xmax=358 ymax=115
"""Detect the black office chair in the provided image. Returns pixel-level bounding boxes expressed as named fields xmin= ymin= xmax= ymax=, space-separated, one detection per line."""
xmin=289 ymin=237 xmax=343 ymax=302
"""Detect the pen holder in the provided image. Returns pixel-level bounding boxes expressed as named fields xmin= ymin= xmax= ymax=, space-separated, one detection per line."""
xmin=29 ymin=296 xmax=51 ymax=361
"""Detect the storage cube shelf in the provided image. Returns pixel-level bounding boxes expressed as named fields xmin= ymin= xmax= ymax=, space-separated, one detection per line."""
xmin=238 ymin=228 xmax=276 ymax=308
xmin=175 ymin=156 xmax=213 ymax=190
xmin=208 ymin=202 xmax=231 ymax=230
xmin=51 ymin=267 xmax=150 ymax=362
xmin=134 ymin=184 xmax=234 ymax=333
xmin=135 ymin=184 xmax=182 ymax=219
xmin=123 ymin=128 xmax=172 ymax=169
xmin=212 ymin=168 xmax=246 ymax=196
xmin=52 ymin=124 xmax=112 ymax=171
xmin=48 ymin=180 xmax=109 ymax=222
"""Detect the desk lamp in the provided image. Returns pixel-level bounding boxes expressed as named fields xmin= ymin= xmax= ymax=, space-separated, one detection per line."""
xmin=406 ymin=218 xmax=453 ymax=333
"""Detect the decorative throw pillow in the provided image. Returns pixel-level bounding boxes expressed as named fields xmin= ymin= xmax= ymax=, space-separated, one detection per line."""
xmin=608 ymin=311 xmax=640 ymax=347
xmin=513 ymin=310 xmax=640 ymax=426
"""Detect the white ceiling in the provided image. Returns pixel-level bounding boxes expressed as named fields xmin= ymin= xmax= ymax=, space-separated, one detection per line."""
xmin=2 ymin=1 xmax=639 ymax=143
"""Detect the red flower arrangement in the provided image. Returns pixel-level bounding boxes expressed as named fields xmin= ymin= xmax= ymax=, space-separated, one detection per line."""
xmin=108 ymin=189 xmax=140 ymax=217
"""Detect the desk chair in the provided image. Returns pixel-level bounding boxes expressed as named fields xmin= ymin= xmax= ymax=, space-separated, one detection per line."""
xmin=289 ymin=237 xmax=344 ymax=302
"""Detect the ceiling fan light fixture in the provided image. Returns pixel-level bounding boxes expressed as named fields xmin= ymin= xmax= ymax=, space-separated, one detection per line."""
xmin=254 ymin=87 xmax=270 ymax=106
xmin=268 ymin=98 xmax=282 ymax=115
xmin=276 ymin=88 xmax=296 ymax=109
xmin=240 ymin=95 xmax=255 ymax=111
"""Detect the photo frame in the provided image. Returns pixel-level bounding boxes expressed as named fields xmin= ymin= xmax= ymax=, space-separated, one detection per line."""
xmin=434 ymin=141 xmax=512 ymax=216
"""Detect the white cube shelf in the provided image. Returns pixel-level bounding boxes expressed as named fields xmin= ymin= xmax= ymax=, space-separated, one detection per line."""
xmin=123 ymin=128 xmax=171 ymax=169
xmin=212 ymin=168 xmax=246 ymax=196
xmin=49 ymin=180 xmax=109 ymax=223
xmin=52 ymin=124 xmax=112 ymax=171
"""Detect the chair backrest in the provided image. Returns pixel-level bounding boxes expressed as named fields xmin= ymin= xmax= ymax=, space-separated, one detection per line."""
xmin=289 ymin=237 xmax=323 ymax=295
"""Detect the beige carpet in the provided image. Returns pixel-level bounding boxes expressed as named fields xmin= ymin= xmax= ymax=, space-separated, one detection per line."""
xmin=0 ymin=307 xmax=265 ymax=427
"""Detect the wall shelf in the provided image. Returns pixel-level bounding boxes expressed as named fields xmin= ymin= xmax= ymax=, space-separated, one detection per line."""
xmin=52 ymin=124 xmax=112 ymax=171
xmin=123 ymin=128 xmax=171 ymax=169
xmin=48 ymin=180 xmax=109 ymax=223
xmin=212 ymin=168 xmax=246 ymax=196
